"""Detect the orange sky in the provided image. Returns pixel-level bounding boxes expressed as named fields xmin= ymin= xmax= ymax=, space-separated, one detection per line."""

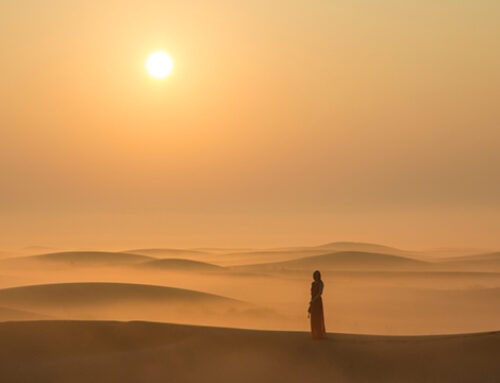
xmin=0 ymin=0 xmax=499 ymax=249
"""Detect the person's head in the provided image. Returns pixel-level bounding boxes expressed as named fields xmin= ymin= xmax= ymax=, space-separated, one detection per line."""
xmin=313 ymin=270 xmax=321 ymax=281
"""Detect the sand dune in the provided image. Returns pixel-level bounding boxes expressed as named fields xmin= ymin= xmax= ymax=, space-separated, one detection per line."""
xmin=192 ymin=247 xmax=256 ymax=253
xmin=315 ymin=241 xmax=409 ymax=253
xmin=0 ymin=282 xmax=265 ymax=326
xmin=122 ymin=242 xmax=418 ymax=267
xmin=0 ymin=282 xmax=238 ymax=308
xmin=423 ymin=247 xmax=493 ymax=258
xmin=440 ymin=252 xmax=500 ymax=270
xmin=3 ymin=251 xmax=153 ymax=267
xmin=199 ymin=242 xmax=434 ymax=267
xmin=199 ymin=248 xmax=335 ymax=267
xmin=138 ymin=258 xmax=224 ymax=271
xmin=0 ymin=320 xmax=497 ymax=383
xmin=0 ymin=306 xmax=51 ymax=321
xmin=238 ymin=251 xmax=428 ymax=271
xmin=225 ymin=249 xmax=329 ymax=260
xmin=452 ymin=251 xmax=500 ymax=261
xmin=219 ymin=242 xmax=413 ymax=265
xmin=126 ymin=248 xmax=209 ymax=257
xmin=0 ymin=243 xmax=498 ymax=335
xmin=120 ymin=242 xmax=492 ymax=267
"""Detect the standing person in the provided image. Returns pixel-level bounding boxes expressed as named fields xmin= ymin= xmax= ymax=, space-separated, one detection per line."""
xmin=308 ymin=270 xmax=327 ymax=339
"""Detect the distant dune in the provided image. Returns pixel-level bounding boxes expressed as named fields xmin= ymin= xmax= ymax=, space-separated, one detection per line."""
xmin=0 ymin=282 xmax=237 ymax=308
xmin=440 ymin=252 xmax=500 ymax=270
xmin=0 ymin=320 xmax=497 ymax=383
xmin=226 ymin=249 xmax=328 ymax=258
xmin=208 ymin=249 xmax=332 ymax=266
xmin=189 ymin=242 xmax=426 ymax=267
xmin=0 ymin=306 xmax=51 ymax=321
xmin=315 ymin=241 xmax=416 ymax=255
xmin=3 ymin=251 xmax=153 ymax=267
xmin=126 ymin=248 xmax=209 ymax=257
xmin=237 ymin=251 xmax=428 ymax=271
xmin=191 ymin=247 xmax=256 ymax=253
xmin=138 ymin=258 xmax=224 ymax=271
xmin=0 ymin=282 xmax=254 ymax=325
xmin=424 ymin=247 xmax=493 ymax=258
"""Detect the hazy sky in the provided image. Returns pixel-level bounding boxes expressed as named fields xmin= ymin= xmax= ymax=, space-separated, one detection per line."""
xmin=1 ymin=0 xmax=499 ymax=249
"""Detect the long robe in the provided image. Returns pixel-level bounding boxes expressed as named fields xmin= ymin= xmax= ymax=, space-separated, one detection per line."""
xmin=310 ymin=280 xmax=326 ymax=339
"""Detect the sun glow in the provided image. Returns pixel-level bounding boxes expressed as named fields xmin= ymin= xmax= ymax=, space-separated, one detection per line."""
xmin=146 ymin=51 xmax=174 ymax=79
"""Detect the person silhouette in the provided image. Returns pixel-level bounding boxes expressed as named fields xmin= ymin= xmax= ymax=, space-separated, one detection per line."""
xmin=308 ymin=270 xmax=327 ymax=339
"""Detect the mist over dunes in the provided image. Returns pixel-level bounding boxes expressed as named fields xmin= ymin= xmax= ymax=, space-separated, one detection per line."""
xmin=0 ymin=283 xmax=242 ymax=317
xmin=192 ymin=248 xmax=256 ymax=253
xmin=314 ymin=242 xmax=415 ymax=255
xmin=0 ymin=241 xmax=499 ymax=333
xmin=0 ymin=282 xmax=236 ymax=306
xmin=439 ymin=252 xmax=500 ymax=271
xmin=3 ymin=251 xmax=153 ymax=268
xmin=138 ymin=259 xmax=224 ymax=271
xmin=237 ymin=251 xmax=428 ymax=272
xmin=0 ymin=282 xmax=276 ymax=327
xmin=6 ymin=242 xmax=499 ymax=271
xmin=220 ymin=249 xmax=331 ymax=265
xmin=0 ymin=240 xmax=499 ymax=381
xmin=125 ymin=248 xmax=210 ymax=257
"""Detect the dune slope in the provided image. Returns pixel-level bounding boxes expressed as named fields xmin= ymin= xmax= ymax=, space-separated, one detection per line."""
xmin=440 ymin=252 xmax=500 ymax=270
xmin=138 ymin=258 xmax=224 ymax=271
xmin=316 ymin=241 xmax=407 ymax=253
xmin=126 ymin=248 xmax=209 ymax=257
xmin=0 ymin=283 xmax=258 ymax=326
xmin=4 ymin=251 xmax=154 ymax=267
xmin=238 ymin=251 xmax=428 ymax=271
xmin=0 ymin=282 xmax=238 ymax=307
xmin=0 ymin=306 xmax=51 ymax=321
xmin=0 ymin=321 xmax=497 ymax=383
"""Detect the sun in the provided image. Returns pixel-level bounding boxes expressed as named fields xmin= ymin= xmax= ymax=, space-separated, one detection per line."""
xmin=146 ymin=51 xmax=174 ymax=79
